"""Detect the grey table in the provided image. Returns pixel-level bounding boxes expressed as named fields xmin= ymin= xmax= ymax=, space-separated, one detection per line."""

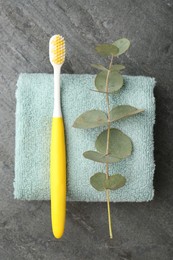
xmin=0 ymin=1 xmax=173 ymax=259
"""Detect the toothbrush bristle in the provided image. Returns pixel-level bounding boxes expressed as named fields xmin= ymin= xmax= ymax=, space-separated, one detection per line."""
xmin=49 ymin=35 xmax=65 ymax=65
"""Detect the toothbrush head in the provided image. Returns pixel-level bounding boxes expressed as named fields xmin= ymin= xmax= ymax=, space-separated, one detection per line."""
xmin=49 ymin=34 xmax=65 ymax=66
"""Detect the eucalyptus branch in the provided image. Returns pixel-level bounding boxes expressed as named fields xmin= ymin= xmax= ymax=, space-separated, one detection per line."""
xmin=73 ymin=38 xmax=144 ymax=239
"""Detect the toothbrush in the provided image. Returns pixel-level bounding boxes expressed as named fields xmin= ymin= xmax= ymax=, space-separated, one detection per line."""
xmin=49 ymin=34 xmax=66 ymax=239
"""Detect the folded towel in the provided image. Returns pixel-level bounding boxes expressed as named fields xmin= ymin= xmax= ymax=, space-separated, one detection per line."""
xmin=14 ymin=74 xmax=155 ymax=202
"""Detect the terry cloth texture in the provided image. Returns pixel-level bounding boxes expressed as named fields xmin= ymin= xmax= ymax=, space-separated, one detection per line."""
xmin=14 ymin=74 xmax=156 ymax=202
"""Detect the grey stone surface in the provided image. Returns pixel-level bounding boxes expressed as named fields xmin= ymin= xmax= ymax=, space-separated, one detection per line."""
xmin=0 ymin=0 xmax=173 ymax=259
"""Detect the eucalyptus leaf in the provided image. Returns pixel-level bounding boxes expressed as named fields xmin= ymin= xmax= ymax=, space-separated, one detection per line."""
xmin=91 ymin=64 xmax=108 ymax=71
xmin=104 ymin=174 xmax=126 ymax=190
xmin=90 ymin=172 xmax=126 ymax=191
xmin=95 ymin=44 xmax=119 ymax=56
xmin=95 ymin=70 xmax=123 ymax=93
xmin=113 ymin=38 xmax=130 ymax=56
xmin=90 ymin=172 xmax=106 ymax=191
xmin=73 ymin=110 xmax=107 ymax=129
xmin=110 ymin=105 xmax=144 ymax=123
xmin=110 ymin=64 xmax=125 ymax=71
xmin=95 ymin=128 xmax=132 ymax=159
xmin=83 ymin=151 xmax=121 ymax=163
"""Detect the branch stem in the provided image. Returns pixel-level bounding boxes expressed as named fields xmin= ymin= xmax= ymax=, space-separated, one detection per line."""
xmin=105 ymin=55 xmax=114 ymax=239
xmin=106 ymin=189 xmax=113 ymax=239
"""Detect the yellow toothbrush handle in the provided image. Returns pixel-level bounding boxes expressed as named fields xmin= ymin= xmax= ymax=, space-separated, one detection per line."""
xmin=50 ymin=117 xmax=66 ymax=238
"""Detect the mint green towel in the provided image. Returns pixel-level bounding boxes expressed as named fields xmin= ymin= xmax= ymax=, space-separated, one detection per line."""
xmin=14 ymin=74 xmax=155 ymax=202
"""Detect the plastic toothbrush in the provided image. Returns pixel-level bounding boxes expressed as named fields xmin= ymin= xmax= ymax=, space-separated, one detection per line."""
xmin=49 ymin=34 xmax=66 ymax=239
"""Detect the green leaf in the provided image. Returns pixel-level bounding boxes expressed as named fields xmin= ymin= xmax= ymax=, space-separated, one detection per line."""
xmin=95 ymin=44 xmax=119 ymax=56
xmin=91 ymin=64 xmax=108 ymax=71
xmin=110 ymin=105 xmax=144 ymax=123
xmin=73 ymin=110 xmax=107 ymax=129
xmin=95 ymin=70 xmax=123 ymax=93
xmin=90 ymin=172 xmax=106 ymax=191
xmin=90 ymin=172 xmax=126 ymax=191
xmin=113 ymin=38 xmax=130 ymax=56
xmin=104 ymin=174 xmax=126 ymax=190
xmin=83 ymin=151 xmax=121 ymax=163
xmin=110 ymin=64 xmax=125 ymax=72
xmin=95 ymin=128 xmax=132 ymax=159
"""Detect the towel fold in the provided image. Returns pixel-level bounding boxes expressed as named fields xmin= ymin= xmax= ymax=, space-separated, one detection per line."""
xmin=14 ymin=73 xmax=155 ymax=202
